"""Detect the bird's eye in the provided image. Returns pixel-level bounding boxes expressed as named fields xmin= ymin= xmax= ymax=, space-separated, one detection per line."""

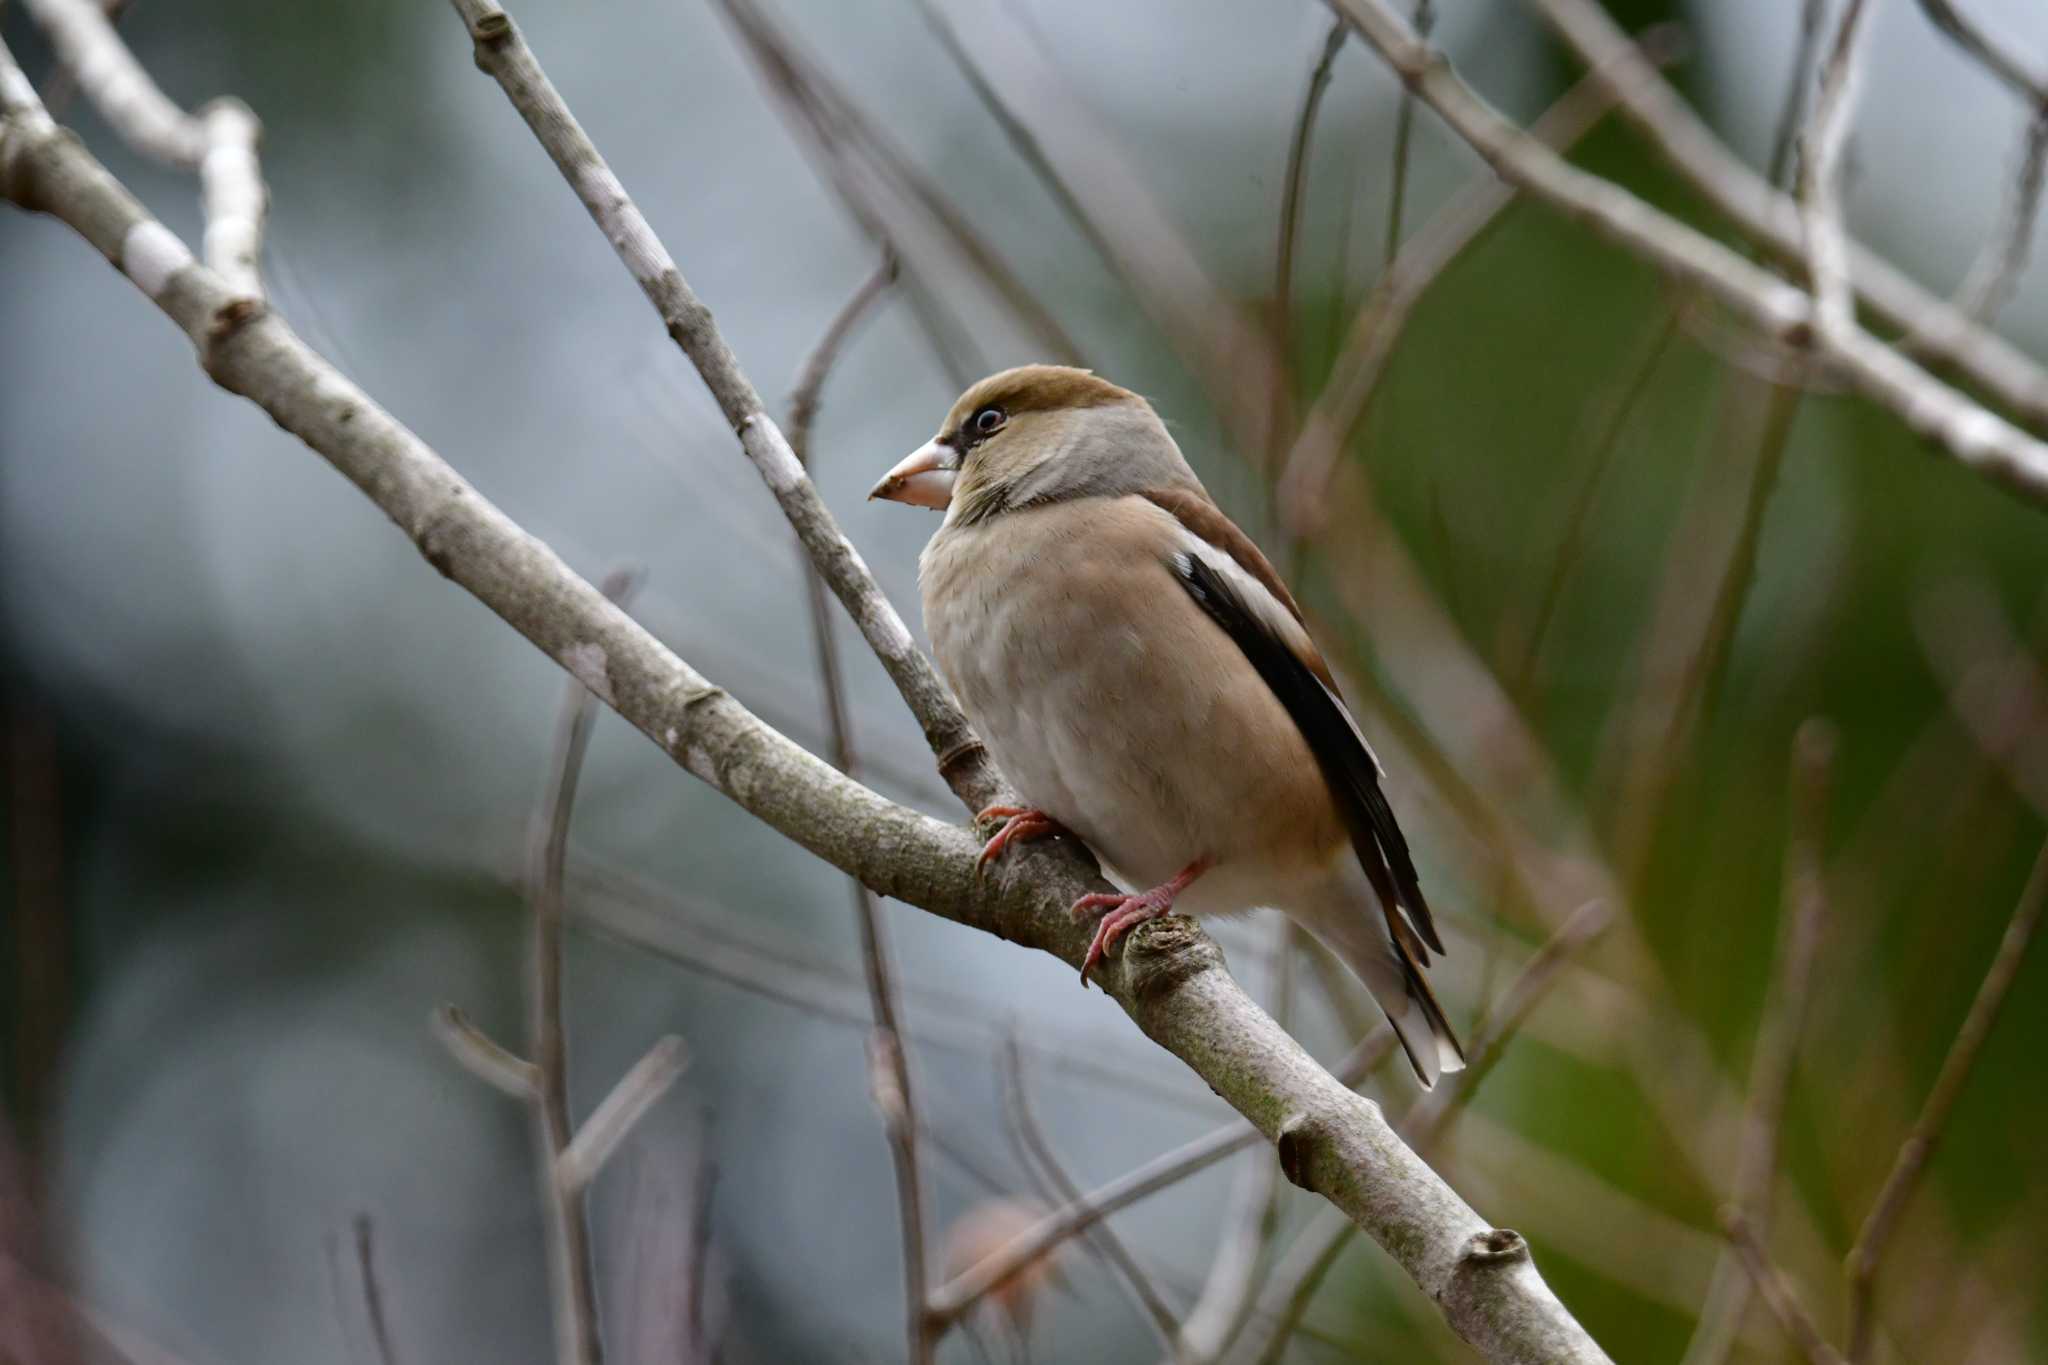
xmin=972 ymin=405 xmax=1007 ymax=437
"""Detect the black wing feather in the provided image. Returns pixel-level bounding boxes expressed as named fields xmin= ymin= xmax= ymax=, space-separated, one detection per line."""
xmin=1173 ymin=552 xmax=1445 ymax=956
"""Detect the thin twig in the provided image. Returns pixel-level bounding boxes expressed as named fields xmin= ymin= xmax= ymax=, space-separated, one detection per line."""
xmin=1681 ymin=722 xmax=1836 ymax=1365
xmin=902 ymin=0 xmax=1288 ymax=461
xmin=711 ymin=0 xmax=1078 ymax=380
xmin=1272 ymin=19 xmax=1347 ymax=433
xmin=449 ymin=0 xmax=1004 ymax=812
xmin=1722 ymin=1210 xmax=1848 ymax=1365
xmin=431 ymin=1003 xmax=539 ymax=1098
xmin=556 ymin=1035 xmax=690 ymax=1195
xmin=1842 ymin=836 xmax=2048 ymax=1361
xmin=930 ymin=1028 xmax=1395 ymax=1330
xmin=1798 ymin=0 xmax=1875 ymax=339
xmin=528 ymin=564 xmax=642 ymax=1365
xmin=1401 ymin=900 xmax=1613 ymax=1151
xmin=1508 ymin=306 xmax=1683 ymax=694
xmin=1611 ymin=372 xmax=1807 ymax=882
xmin=568 ymin=858 xmax=1215 ymax=1116
xmin=1172 ymin=920 xmax=1297 ymax=1364
xmin=1002 ymin=1040 xmax=1184 ymax=1353
xmin=1519 ymin=0 xmax=2048 ymax=430
xmin=351 ymin=1215 xmax=402 ymax=1365
xmin=1379 ymin=0 xmax=1434 ymax=274
xmin=23 ymin=0 xmax=265 ymax=294
xmin=1276 ymin=19 xmax=1690 ymax=534
xmin=780 ymin=254 xmax=934 ymax=1363
xmin=1767 ymin=0 xmax=1831 ymax=188
xmin=39 ymin=0 xmax=131 ymax=115
xmin=787 ymin=249 xmax=898 ymax=463
xmin=1912 ymin=0 xmax=2048 ymax=108
xmin=1932 ymin=106 xmax=2048 ymax=331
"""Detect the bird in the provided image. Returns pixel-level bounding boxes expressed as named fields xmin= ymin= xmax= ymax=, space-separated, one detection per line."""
xmin=870 ymin=365 xmax=1465 ymax=1087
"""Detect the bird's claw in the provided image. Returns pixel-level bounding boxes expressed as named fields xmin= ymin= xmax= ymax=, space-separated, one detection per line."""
xmin=1072 ymin=891 xmax=1174 ymax=987
xmin=976 ymin=804 xmax=1063 ymax=870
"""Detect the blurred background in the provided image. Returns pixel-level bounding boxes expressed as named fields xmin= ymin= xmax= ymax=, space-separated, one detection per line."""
xmin=4 ymin=0 xmax=2046 ymax=1361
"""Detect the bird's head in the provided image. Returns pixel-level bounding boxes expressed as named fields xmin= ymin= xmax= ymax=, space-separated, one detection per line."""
xmin=869 ymin=365 xmax=1199 ymax=525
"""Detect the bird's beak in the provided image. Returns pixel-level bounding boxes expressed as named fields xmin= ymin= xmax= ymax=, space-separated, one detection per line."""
xmin=869 ymin=439 xmax=957 ymax=510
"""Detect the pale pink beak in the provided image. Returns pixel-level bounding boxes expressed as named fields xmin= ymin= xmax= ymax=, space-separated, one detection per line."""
xmin=869 ymin=438 xmax=957 ymax=510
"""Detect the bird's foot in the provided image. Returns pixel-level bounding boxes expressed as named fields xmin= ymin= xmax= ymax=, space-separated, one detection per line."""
xmin=976 ymin=805 xmax=1066 ymax=868
xmin=1071 ymin=857 xmax=1212 ymax=986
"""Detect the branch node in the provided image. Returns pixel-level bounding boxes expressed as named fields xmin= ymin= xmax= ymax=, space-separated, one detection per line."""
xmin=468 ymin=11 xmax=514 ymax=62
xmin=1274 ymin=1111 xmax=1318 ymax=1190
xmin=1115 ymin=913 xmax=1221 ymax=1002
xmin=936 ymin=737 xmax=987 ymax=781
xmin=1460 ymin=1227 xmax=1529 ymax=1265
xmin=201 ymin=294 xmax=266 ymax=371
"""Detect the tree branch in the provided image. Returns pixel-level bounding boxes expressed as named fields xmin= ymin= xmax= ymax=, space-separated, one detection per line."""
xmin=1681 ymin=723 xmax=1834 ymax=1365
xmin=1324 ymin=0 xmax=2048 ymax=509
xmin=0 ymin=47 xmax=1608 ymax=1363
xmin=1797 ymin=0 xmax=1874 ymax=340
xmin=23 ymin=0 xmax=265 ymax=295
xmin=444 ymin=0 xmax=1000 ymax=812
xmin=1519 ymin=0 xmax=2048 ymax=432
xmin=782 ymin=253 xmax=933 ymax=1365
xmin=1843 ymin=835 xmax=2048 ymax=1361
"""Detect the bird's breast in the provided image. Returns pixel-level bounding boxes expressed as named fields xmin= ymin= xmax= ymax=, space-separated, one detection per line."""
xmin=918 ymin=502 xmax=1342 ymax=901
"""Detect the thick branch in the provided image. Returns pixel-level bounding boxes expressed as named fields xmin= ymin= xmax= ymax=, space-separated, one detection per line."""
xmin=0 ymin=72 xmax=1608 ymax=1365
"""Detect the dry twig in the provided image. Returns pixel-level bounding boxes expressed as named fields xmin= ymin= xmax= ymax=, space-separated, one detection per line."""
xmin=1681 ymin=723 xmax=1835 ymax=1365
xmin=784 ymin=252 xmax=934 ymax=1364
xmin=1843 ymin=837 xmax=2048 ymax=1360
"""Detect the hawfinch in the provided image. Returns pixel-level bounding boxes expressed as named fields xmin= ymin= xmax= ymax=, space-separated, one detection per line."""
xmin=871 ymin=366 xmax=1465 ymax=1087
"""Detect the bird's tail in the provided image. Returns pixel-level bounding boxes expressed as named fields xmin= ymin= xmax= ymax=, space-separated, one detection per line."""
xmin=1291 ymin=873 xmax=1465 ymax=1089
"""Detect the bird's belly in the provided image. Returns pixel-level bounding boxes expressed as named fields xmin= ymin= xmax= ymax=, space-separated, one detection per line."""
xmin=926 ymin=535 xmax=1339 ymax=904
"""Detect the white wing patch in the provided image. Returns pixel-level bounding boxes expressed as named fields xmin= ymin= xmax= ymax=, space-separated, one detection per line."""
xmin=1170 ymin=533 xmax=1386 ymax=780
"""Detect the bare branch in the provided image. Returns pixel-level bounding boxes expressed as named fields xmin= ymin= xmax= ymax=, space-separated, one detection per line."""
xmin=1277 ymin=19 xmax=1688 ymax=534
xmin=1380 ymin=0 xmax=1433 ymax=272
xmin=929 ymin=1027 xmax=1395 ymax=1333
xmin=1798 ymin=0 xmax=1875 ymax=339
xmin=1400 ymin=899 xmax=1613 ymax=1151
xmin=1722 ymin=1210 xmax=1848 ymax=1365
xmin=23 ymin=0 xmax=266 ymax=294
xmin=431 ymin=1003 xmax=539 ymax=1099
xmin=556 ymin=1035 xmax=690 ymax=1196
xmin=782 ymin=253 xmax=933 ymax=1364
xmin=526 ymin=566 xmax=644 ymax=1365
xmin=1 ymin=41 xmax=1609 ymax=1361
xmin=1767 ymin=0 xmax=1831 ymax=187
xmin=1171 ymin=921 xmax=1297 ymax=1365
xmin=1913 ymin=0 xmax=2048 ymax=108
xmin=1519 ymin=0 xmax=2048 ymax=430
xmin=446 ymin=0 xmax=1002 ymax=812
xmin=1844 ymin=836 xmax=2048 ymax=1361
xmin=1941 ymin=107 xmax=2048 ymax=329
xmin=787 ymin=249 xmax=898 ymax=464
xmin=712 ymin=0 xmax=1082 ymax=378
xmin=351 ymin=1215 xmax=402 ymax=1365
xmin=1221 ymin=902 xmax=1612 ymax=1365
xmin=1272 ymin=19 xmax=1347 ymax=419
xmin=902 ymin=0 xmax=1288 ymax=460
xmin=1682 ymin=723 xmax=1835 ymax=1365
xmin=1001 ymin=1040 xmax=1183 ymax=1353
xmin=1329 ymin=0 xmax=2048 ymax=507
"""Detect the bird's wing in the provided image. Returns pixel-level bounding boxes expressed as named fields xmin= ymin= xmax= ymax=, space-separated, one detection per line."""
xmin=1150 ymin=496 xmax=1445 ymax=961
